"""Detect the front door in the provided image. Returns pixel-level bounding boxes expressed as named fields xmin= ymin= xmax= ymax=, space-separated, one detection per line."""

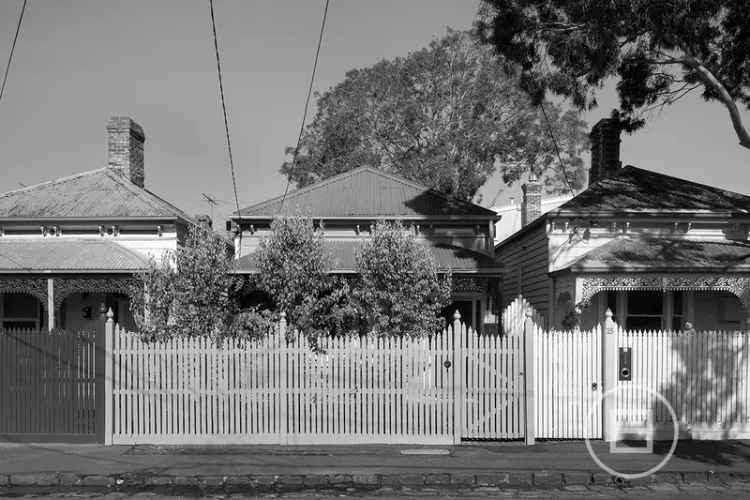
xmin=442 ymin=299 xmax=480 ymax=332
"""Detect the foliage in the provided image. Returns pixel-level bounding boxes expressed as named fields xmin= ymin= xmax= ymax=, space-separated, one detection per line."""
xmin=282 ymin=29 xmax=589 ymax=200
xmin=476 ymin=0 xmax=750 ymax=151
xmin=353 ymin=221 xmax=452 ymax=337
xmin=251 ymin=215 xmax=358 ymax=347
xmin=129 ymin=226 xmax=253 ymax=343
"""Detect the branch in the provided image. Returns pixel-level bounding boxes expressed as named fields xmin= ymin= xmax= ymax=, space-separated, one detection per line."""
xmin=681 ymin=53 xmax=750 ymax=150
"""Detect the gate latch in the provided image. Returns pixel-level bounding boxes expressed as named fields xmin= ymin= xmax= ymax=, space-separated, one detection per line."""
xmin=443 ymin=360 xmax=452 ymax=369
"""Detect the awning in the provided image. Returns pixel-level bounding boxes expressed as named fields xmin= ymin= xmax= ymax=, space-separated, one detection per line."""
xmin=0 ymin=238 xmax=149 ymax=273
xmin=234 ymin=240 xmax=501 ymax=274
xmin=559 ymin=238 xmax=750 ymax=273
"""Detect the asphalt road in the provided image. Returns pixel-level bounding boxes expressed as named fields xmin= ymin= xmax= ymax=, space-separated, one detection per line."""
xmin=5 ymin=482 xmax=749 ymax=499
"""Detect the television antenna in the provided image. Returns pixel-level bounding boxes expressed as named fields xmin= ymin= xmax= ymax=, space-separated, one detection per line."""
xmin=201 ymin=192 xmax=218 ymax=221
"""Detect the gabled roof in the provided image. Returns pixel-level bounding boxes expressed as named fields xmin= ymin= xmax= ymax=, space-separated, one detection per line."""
xmin=233 ymin=167 xmax=498 ymax=220
xmin=0 ymin=238 xmax=148 ymax=273
xmin=233 ymin=240 xmax=500 ymax=274
xmin=551 ymin=166 xmax=750 ymax=216
xmin=557 ymin=237 xmax=750 ymax=273
xmin=0 ymin=167 xmax=194 ymax=221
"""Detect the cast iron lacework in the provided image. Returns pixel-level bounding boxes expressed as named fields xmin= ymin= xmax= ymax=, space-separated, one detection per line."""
xmin=577 ymin=273 xmax=750 ymax=309
xmin=53 ymin=278 xmax=136 ymax=309
xmin=0 ymin=279 xmax=49 ymax=310
xmin=452 ymin=276 xmax=487 ymax=294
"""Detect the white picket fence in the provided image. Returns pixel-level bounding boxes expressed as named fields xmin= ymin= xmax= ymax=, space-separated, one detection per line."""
xmin=100 ymin=295 xmax=750 ymax=445
xmin=110 ymin=322 xmax=463 ymax=445
xmin=524 ymin=307 xmax=750 ymax=441
xmin=615 ymin=328 xmax=750 ymax=440
xmin=534 ymin=327 xmax=602 ymax=439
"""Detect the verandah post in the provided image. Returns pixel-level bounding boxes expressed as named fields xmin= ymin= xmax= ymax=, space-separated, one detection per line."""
xmin=278 ymin=312 xmax=288 ymax=445
xmin=523 ymin=309 xmax=536 ymax=445
xmin=602 ymin=308 xmax=618 ymax=442
xmin=104 ymin=308 xmax=114 ymax=446
xmin=452 ymin=310 xmax=464 ymax=445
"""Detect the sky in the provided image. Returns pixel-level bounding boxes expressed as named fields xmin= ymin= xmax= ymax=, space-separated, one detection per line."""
xmin=1 ymin=0 xmax=749 ymax=225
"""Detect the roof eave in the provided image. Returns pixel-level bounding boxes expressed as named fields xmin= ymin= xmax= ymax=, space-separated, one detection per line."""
xmin=551 ymin=265 xmax=750 ymax=275
xmin=0 ymin=269 xmax=145 ymax=274
xmin=548 ymin=210 xmax=750 ymax=219
xmin=0 ymin=216 xmax=181 ymax=223
xmin=232 ymin=214 xmax=499 ymax=222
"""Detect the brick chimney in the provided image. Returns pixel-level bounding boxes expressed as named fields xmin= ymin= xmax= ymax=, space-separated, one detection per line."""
xmin=521 ymin=172 xmax=542 ymax=227
xmin=107 ymin=116 xmax=145 ymax=188
xmin=588 ymin=118 xmax=621 ymax=184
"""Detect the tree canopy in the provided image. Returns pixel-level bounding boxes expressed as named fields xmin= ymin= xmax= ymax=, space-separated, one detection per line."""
xmin=282 ymin=29 xmax=589 ymax=201
xmin=354 ymin=221 xmax=452 ymax=337
xmin=129 ymin=226 xmax=242 ymax=342
xmin=476 ymin=0 xmax=750 ymax=151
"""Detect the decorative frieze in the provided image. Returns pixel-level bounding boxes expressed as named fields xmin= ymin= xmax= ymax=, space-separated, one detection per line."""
xmin=53 ymin=278 xmax=135 ymax=308
xmin=0 ymin=278 xmax=48 ymax=309
xmin=575 ymin=273 xmax=750 ymax=309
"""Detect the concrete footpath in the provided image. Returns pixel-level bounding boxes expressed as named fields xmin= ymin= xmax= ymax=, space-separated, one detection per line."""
xmin=1 ymin=440 xmax=750 ymax=495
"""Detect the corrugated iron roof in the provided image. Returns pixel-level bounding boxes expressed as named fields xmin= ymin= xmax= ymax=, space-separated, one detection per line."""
xmin=0 ymin=167 xmax=194 ymax=221
xmin=0 ymin=238 xmax=148 ymax=272
xmin=234 ymin=239 xmax=500 ymax=274
xmin=233 ymin=167 xmax=498 ymax=219
xmin=551 ymin=166 xmax=750 ymax=215
xmin=561 ymin=238 xmax=750 ymax=272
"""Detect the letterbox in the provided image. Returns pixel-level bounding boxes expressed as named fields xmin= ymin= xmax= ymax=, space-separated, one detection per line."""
xmin=619 ymin=347 xmax=632 ymax=381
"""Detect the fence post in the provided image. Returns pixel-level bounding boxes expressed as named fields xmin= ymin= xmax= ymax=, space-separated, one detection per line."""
xmin=278 ymin=312 xmax=288 ymax=445
xmin=523 ymin=309 xmax=536 ymax=445
xmin=453 ymin=310 xmax=464 ymax=445
xmin=602 ymin=308 xmax=618 ymax=442
xmin=104 ymin=308 xmax=114 ymax=446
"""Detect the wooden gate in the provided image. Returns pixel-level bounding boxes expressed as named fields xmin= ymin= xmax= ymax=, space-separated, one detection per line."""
xmin=535 ymin=326 xmax=602 ymax=439
xmin=461 ymin=323 xmax=525 ymax=439
xmin=0 ymin=329 xmax=98 ymax=442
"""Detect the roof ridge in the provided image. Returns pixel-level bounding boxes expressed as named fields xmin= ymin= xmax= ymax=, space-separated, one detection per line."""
xmin=624 ymin=165 xmax=750 ymax=201
xmin=0 ymin=167 xmax=112 ymax=198
xmin=235 ymin=166 xmax=496 ymax=217
xmin=367 ymin=167 xmax=498 ymax=214
xmin=102 ymin=170 xmax=196 ymax=223
xmin=235 ymin=166 xmax=375 ymax=216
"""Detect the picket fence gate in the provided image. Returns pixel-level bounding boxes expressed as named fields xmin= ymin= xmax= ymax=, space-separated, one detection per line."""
xmin=106 ymin=309 xmax=532 ymax=445
xmin=0 ymin=328 xmax=99 ymax=441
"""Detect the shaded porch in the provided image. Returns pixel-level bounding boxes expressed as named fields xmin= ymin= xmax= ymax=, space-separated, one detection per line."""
xmin=0 ymin=277 xmax=137 ymax=333
xmin=552 ymin=272 xmax=750 ymax=330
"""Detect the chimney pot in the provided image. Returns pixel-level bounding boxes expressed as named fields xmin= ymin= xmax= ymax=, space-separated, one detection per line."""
xmin=521 ymin=172 xmax=542 ymax=227
xmin=588 ymin=118 xmax=621 ymax=185
xmin=107 ymin=116 xmax=145 ymax=188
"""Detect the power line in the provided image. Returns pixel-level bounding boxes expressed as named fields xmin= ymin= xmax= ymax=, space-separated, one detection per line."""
xmin=209 ymin=0 xmax=242 ymax=247
xmin=0 ymin=0 xmax=28 ymax=105
xmin=279 ymin=0 xmax=330 ymax=212
xmin=539 ymin=102 xmax=575 ymax=195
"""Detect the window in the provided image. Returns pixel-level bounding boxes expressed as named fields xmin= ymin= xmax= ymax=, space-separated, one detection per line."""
xmin=625 ymin=291 xmax=663 ymax=330
xmin=672 ymin=291 xmax=684 ymax=330
xmin=1 ymin=293 xmax=42 ymax=330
